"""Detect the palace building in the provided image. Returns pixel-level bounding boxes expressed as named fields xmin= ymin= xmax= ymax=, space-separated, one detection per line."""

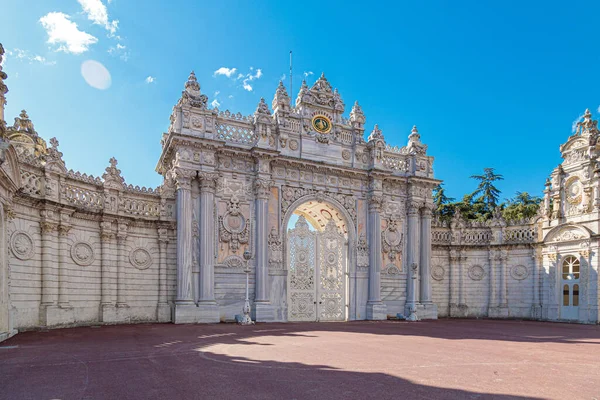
xmin=0 ymin=44 xmax=598 ymax=341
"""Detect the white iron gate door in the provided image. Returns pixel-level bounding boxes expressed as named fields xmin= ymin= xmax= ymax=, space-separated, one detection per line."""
xmin=287 ymin=217 xmax=346 ymax=322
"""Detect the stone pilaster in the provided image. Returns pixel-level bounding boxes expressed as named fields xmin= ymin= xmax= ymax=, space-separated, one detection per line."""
xmin=366 ymin=192 xmax=386 ymax=320
xmin=172 ymin=168 xmax=198 ymax=323
xmin=40 ymin=211 xmax=59 ymax=307
xmin=254 ymin=177 xmax=272 ymax=321
xmin=531 ymin=251 xmax=542 ymax=319
xmin=57 ymin=214 xmax=71 ymax=308
xmin=196 ymin=172 xmax=219 ymax=322
xmin=489 ymin=249 xmax=509 ymax=318
xmin=116 ymin=223 xmax=128 ymax=308
xmin=487 ymin=249 xmax=497 ymax=312
xmin=99 ymin=220 xmax=116 ymax=322
xmin=418 ymin=203 xmax=437 ymax=319
xmin=157 ymin=227 xmax=171 ymax=322
xmin=449 ymin=249 xmax=468 ymax=317
xmin=404 ymin=201 xmax=421 ymax=316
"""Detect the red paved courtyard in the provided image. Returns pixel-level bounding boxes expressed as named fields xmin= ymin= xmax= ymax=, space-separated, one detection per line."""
xmin=1 ymin=319 xmax=599 ymax=399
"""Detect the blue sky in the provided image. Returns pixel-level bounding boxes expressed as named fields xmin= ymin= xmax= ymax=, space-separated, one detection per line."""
xmin=1 ymin=1 xmax=598 ymax=201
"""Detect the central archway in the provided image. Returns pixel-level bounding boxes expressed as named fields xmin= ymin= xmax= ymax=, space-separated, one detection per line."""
xmin=281 ymin=195 xmax=356 ymax=322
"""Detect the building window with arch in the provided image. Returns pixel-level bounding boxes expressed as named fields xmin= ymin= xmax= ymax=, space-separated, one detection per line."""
xmin=562 ymin=255 xmax=580 ymax=280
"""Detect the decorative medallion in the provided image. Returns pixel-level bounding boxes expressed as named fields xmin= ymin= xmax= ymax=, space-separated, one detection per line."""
xmin=10 ymin=231 xmax=34 ymax=260
xmin=566 ymin=178 xmax=582 ymax=205
xmin=467 ymin=265 xmax=485 ymax=281
xmin=311 ymin=115 xmax=332 ymax=134
xmin=218 ymin=196 xmax=249 ymax=252
xmin=222 ymin=255 xmax=245 ymax=269
xmin=342 ymin=149 xmax=351 ymax=160
xmin=431 ymin=265 xmax=445 ymax=281
xmin=289 ymin=139 xmax=299 ymax=151
xmin=71 ymin=242 xmax=95 ymax=266
xmin=510 ymin=265 xmax=529 ymax=280
xmin=385 ymin=264 xmax=401 ymax=275
xmin=130 ymin=248 xmax=152 ymax=270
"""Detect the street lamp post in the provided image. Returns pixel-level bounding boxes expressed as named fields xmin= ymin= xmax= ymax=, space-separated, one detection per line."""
xmin=239 ymin=250 xmax=254 ymax=325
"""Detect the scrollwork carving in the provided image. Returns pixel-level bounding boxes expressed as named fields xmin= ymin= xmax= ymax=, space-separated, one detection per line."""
xmin=381 ymin=217 xmax=403 ymax=261
xmin=218 ymin=195 xmax=249 ymax=252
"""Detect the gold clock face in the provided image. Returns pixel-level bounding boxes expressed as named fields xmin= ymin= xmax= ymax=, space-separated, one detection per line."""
xmin=312 ymin=115 xmax=332 ymax=134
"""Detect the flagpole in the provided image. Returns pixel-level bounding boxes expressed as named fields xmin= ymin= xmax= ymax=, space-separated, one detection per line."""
xmin=289 ymin=50 xmax=293 ymax=107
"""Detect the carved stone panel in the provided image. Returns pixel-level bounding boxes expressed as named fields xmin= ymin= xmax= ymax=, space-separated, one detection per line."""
xmin=71 ymin=241 xmax=95 ymax=266
xmin=10 ymin=231 xmax=35 ymax=260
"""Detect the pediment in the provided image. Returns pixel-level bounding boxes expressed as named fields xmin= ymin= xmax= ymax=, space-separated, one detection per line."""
xmin=544 ymin=224 xmax=592 ymax=243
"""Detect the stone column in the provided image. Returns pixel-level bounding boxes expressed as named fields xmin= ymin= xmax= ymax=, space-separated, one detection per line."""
xmin=449 ymin=249 xmax=458 ymax=314
xmin=173 ymin=169 xmax=194 ymax=306
xmin=419 ymin=204 xmax=433 ymax=304
xmin=157 ymin=227 xmax=170 ymax=322
xmin=99 ymin=220 xmax=116 ymax=322
xmin=197 ymin=172 xmax=219 ymax=323
xmin=254 ymin=178 xmax=271 ymax=311
xmin=366 ymin=193 xmax=386 ymax=320
xmin=405 ymin=201 xmax=421 ymax=314
xmin=116 ymin=223 xmax=128 ymax=308
xmin=57 ymin=216 xmax=71 ymax=307
xmin=40 ymin=211 xmax=58 ymax=307
xmin=458 ymin=250 xmax=466 ymax=306
xmin=531 ymin=251 xmax=542 ymax=319
xmin=488 ymin=250 xmax=497 ymax=311
xmin=419 ymin=203 xmax=437 ymax=319
xmin=499 ymin=249 xmax=508 ymax=307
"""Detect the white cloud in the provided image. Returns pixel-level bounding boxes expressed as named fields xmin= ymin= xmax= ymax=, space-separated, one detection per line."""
xmin=9 ymin=48 xmax=56 ymax=66
xmin=228 ymin=95 xmax=234 ymax=99
xmin=280 ymin=74 xmax=286 ymax=81
xmin=214 ymin=90 xmax=220 ymax=97
xmin=77 ymin=0 xmax=119 ymax=35
xmin=241 ymin=68 xmax=262 ymax=92
xmin=304 ymin=71 xmax=313 ymax=77
xmin=214 ymin=67 xmax=237 ymax=78
xmin=211 ymin=98 xmax=220 ymax=108
xmin=39 ymin=12 xmax=98 ymax=54
xmin=597 ymin=105 xmax=600 ymax=113
xmin=572 ymin=112 xmax=585 ymax=133
xmin=242 ymin=81 xmax=253 ymax=91
xmin=145 ymin=76 xmax=155 ymax=84
xmin=108 ymin=43 xmax=129 ymax=61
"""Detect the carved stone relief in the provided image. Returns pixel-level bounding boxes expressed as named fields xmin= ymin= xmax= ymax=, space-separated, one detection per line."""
xmin=431 ymin=265 xmax=445 ymax=281
xmin=281 ymin=185 xmax=356 ymax=224
xmin=218 ymin=195 xmax=249 ymax=253
xmin=268 ymin=227 xmax=283 ymax=270
xmin=130 ymin=247 xmax=152 ymax=270
xmin=356 ymin=233 xmax=369 ymax=269
xmin=467 ymin=265 xmax=485 ymax=281
xmin=510 ymin=264 xmax=529 ymax=280
xmin=10 ymin=231 xmax=34 ymax=260
xmin=71 ymin=241 xmax=95 ymax=266
xmin=381 ymin=217 xmax=403 ymax=261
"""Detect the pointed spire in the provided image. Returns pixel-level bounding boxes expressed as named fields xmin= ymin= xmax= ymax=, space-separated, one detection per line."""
xmin=272 ymin=80 xmax=290 ymax=112
xmin=350 ymin=100 xmax=366 ymax=128
xmin=409 ymin=125 xmax=420 ymax=141
xmin=102 ymin=157 xmax=125 ymax=188
xmin=184 ymin=70 xmax=200 ymax=92
xmin=368 ymin=124 xmax=385 ymax=142
xmin=255 ymin=97 xmax=271 ymax=116
xmin=576 ymin=108 xmax=599 ymax=137
xmin=12 ymin=109 xmax=36 ymax=133
xmin=0 ymin=43 xmax=7 ymax=130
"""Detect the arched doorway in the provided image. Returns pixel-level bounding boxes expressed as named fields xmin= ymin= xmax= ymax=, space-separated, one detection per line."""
xmin=560 ymin=255 xmax=580 ymax=320
xmin=284 ymin=199 xmax=351 ymax=322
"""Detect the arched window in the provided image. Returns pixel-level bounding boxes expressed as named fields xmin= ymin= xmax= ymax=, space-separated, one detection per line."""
xmin=573 ymin=284 xmax=579 ymax=307
xmin=562 ymin=256 xmax=580 ymax=280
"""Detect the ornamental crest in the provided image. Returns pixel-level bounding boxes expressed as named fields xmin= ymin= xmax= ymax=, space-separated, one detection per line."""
xmin=218 ymin=195 xmax=250 ymax=252
xmin=382 ymin=217 xmax=403 ymax=261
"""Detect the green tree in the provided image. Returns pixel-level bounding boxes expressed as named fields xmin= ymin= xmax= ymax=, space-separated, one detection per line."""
xmin=433 ymin=183 xmax=455 ymax=219
xmin=470 ymin=168 xmax=504 ymax=212
xmin=501 ymin=192 xmax=542 ymax=221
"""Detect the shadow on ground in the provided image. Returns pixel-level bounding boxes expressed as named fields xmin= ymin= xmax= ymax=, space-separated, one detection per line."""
xmin=1 ymin=319 xmax=598 ymax=399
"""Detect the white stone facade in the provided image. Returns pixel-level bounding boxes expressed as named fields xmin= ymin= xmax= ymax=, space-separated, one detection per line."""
xmin=0 ymin=44 xmax=598 ymax=341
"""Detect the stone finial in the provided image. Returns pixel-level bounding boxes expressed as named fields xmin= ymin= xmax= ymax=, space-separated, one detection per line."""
xmin=272 ymin=80 xmax=290 ymax=112
xmin=255 ymin=98 xmax=271 ymax=116
xmin=185 ymin=71 xmax=200 ymax=93
xmin=409 ymin=125 xmax=420 ymax=142
xmin=0 ymin=43 xmax=7 ymax=126
xmin=102 ymin=157 xmax=125 ymax=188
xmin=350 ymin=100 xmax=366 ymax=128
xmin=576 ymin=108 xmax=599 ymax=137
xmin=368 ymin=124 xmax=385 ymax=142
xmin=12 ymin=110 xmax=36 ymax=133
xmin=177 ymin=71 xmax=208 ymax=109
